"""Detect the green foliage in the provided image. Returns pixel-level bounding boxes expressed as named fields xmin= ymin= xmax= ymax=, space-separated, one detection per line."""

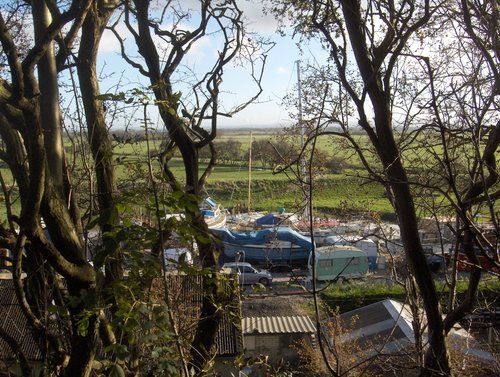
xmin=321 ymin=276 xmax=500 ymax=313
xmin=322 ymin=280 xmax=407 ymax=300
xmin=96 ymin=92 xmax=134 ymax=104
xmin=107 ymin=364 xmax=126 ymax=377
xmin=81 ymin=191 xmax=211 ymax=374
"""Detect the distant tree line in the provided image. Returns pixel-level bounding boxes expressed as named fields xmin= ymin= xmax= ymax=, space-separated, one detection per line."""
xmin=199 ymin=137 xmax=349 ymax=174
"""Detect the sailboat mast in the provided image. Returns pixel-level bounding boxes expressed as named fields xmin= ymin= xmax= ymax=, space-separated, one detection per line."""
xmin=248 ymin=132 xmax=253 ymax=213
xmin=296 ymin=60 xmax=309 ymax=219
xmin=296 ymin=60 xmax=304 ymax=150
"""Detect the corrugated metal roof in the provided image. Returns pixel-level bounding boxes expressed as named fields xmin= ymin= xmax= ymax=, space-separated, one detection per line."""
xmin=243 ymin=316 xmax=316 ymax=335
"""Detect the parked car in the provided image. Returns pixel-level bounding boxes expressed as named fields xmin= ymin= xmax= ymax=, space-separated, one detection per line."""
xmin=222 ymin=262 xmax=273 ymax=286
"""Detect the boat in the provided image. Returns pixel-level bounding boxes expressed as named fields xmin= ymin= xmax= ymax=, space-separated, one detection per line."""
xmin=229 ymin=211 xmax=300 ymax=231
xmin=212 ymin=227 xmax=313 ymax=268
xmin=201 ymin=197 xmax=226 ymax=229
xmin=254 ymin=212 xmax=300 ymax=228
xmin=165 ymin=197 xmax=226 ymax=229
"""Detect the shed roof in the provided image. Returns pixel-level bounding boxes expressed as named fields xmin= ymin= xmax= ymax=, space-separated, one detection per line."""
xmin=243 ymin=316 xmax=316 ymax=335
xmin=331 ymin=299 xmax=495 ymax=362
xmin=338 ymin=298 xmax=414 ymax=343
xmin=326 ymin=299 xmax=416 ymax=355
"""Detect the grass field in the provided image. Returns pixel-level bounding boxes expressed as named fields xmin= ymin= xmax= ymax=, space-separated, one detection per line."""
xmin=201 ymin=166 xmax=392 ymax=217
xmin=2 ymin=127 xmax=493 ymax=221
xmin=0 ymin=130 xmax=397 ymax=220
xmin=121 ymin=132 xmax=392 ymax=215
xmin=321 ymin=275 xmax=500 ymax=313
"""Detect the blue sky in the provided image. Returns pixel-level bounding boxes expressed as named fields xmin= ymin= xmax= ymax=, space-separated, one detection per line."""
xmin=94 ymin=1 xmax=325 ymax=129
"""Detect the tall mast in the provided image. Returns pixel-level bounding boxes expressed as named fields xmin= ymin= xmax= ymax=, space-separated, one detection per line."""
xmin=248 ymin=132 xmax=253 ymax=213
xmin=296 ymin=60 xmax=309 ymax=219
xmin=297 ymin=60 xmax=304 ymax=155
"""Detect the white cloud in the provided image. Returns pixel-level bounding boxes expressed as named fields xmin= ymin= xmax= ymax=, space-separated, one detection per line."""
xmin=186 ymin=35 xmax=213 ymax=62
xmin=275 ymin=66 xmax=289 ymax=75
xmin=99 ymin=14 xmax=218 ymax=69
xmin=100 ymin=23 xmax=132 ymax=54
xmin=239 ymin=1 xmax=279 ymax=34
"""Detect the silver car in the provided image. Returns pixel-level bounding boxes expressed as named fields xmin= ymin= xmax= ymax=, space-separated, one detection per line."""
xmin=222 ymin=262 xmax=273 ymax=286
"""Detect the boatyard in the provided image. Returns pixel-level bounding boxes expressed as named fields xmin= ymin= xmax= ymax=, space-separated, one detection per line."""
xmin=0 ymin=1 xmax=498 ymax=376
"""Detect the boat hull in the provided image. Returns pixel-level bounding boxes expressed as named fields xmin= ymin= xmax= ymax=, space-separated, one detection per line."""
xmin=212 ymin=227 xmax=312 ymax=267
xmin=219 ymin=242 xmax=310 ymax=266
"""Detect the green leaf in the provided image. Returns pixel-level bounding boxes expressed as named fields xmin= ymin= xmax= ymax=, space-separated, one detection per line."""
xmin=86 ymin=216 xmax=100 ymax=230
xmin=171 ymin=91 xmax=182 ymax=103
xmin=96 ymin=92 xmax=126 ymax=101
xmin=77 ymin=316 xmax=89 ymax=337
xmin=108 ymin=364 xmax=126 ymax=377
xmin=140 ymin=333 xmax=158 ymax=343
xmin=92 ymin=250 xmax=107 ymax=269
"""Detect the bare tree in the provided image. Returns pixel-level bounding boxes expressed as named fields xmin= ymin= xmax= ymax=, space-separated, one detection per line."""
xmin=110 ymin=1 xmax=271 ymax=373
xmin=265 ymin=0 xmax=493 ymax=375
xmin=0 ymin=1 xmax=100 ymax=375
xmin=0 ymin=0 xmax=272 ymax=373
xmin=268 ymin=0 xmax=500 ymax=373
xmin=410 ymin=0 xmax=500 ymax=333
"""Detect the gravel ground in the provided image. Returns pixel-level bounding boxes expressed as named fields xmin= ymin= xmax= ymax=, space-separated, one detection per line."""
xmin=241 ymin=291 xmax=313 ymax=318
xmin=238 ymin=271 xmax=323 ymax=318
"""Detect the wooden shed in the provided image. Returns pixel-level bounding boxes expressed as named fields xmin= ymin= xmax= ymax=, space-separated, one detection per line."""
xmin=242 ymin=315 xmax=316 ymax=362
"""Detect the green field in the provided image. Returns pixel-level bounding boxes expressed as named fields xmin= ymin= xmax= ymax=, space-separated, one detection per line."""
xmin=4 ymin=124 xmax=489 ymax=221
xmin=203 ymin=174 xmax=391 ymax=217
xmin=0 ymin=130 xmax=397 ymax=220
xmin=108 ymin=131 xmax=393 ymax=217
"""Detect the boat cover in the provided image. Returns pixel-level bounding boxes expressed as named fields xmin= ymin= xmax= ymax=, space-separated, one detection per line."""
xmin=255 ymin=213 xmax=283 ymax=226
xmin=212 ymin=227 xmax=312 ymax=249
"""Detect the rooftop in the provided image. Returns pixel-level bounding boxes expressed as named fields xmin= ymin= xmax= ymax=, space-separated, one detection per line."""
xmin=243 ymin=315 xmax=316 ymax=335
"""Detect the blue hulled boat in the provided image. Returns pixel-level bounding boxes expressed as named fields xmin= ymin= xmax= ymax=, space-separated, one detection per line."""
xmin=212 ymin=227 xmax=313 ymax=267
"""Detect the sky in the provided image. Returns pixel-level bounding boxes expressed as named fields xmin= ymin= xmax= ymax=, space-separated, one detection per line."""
xmin=95 ymin=1 xmax=325 ymax=129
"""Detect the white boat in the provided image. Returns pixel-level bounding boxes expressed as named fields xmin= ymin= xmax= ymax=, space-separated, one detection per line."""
xmin=228 ymin=211 xmax=299 ymax=231
xmin=201 ymin=197 xmax=227 ymax=229
xmin=165 ymin=197 xmax=226 ymax=229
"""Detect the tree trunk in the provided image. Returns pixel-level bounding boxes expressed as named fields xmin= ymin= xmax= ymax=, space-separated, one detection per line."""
xmin=340 ymin=0 xmax=452 ymax=374
xmin=387 ymin=161 xmax=451 ymax=376
xmin=64 ymin=291 xmax=99 ymax=377
xmin=32 ymin=1 xmax=64 ymax=193
xmin=77 ymin=1 xmax=122 ymax=281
